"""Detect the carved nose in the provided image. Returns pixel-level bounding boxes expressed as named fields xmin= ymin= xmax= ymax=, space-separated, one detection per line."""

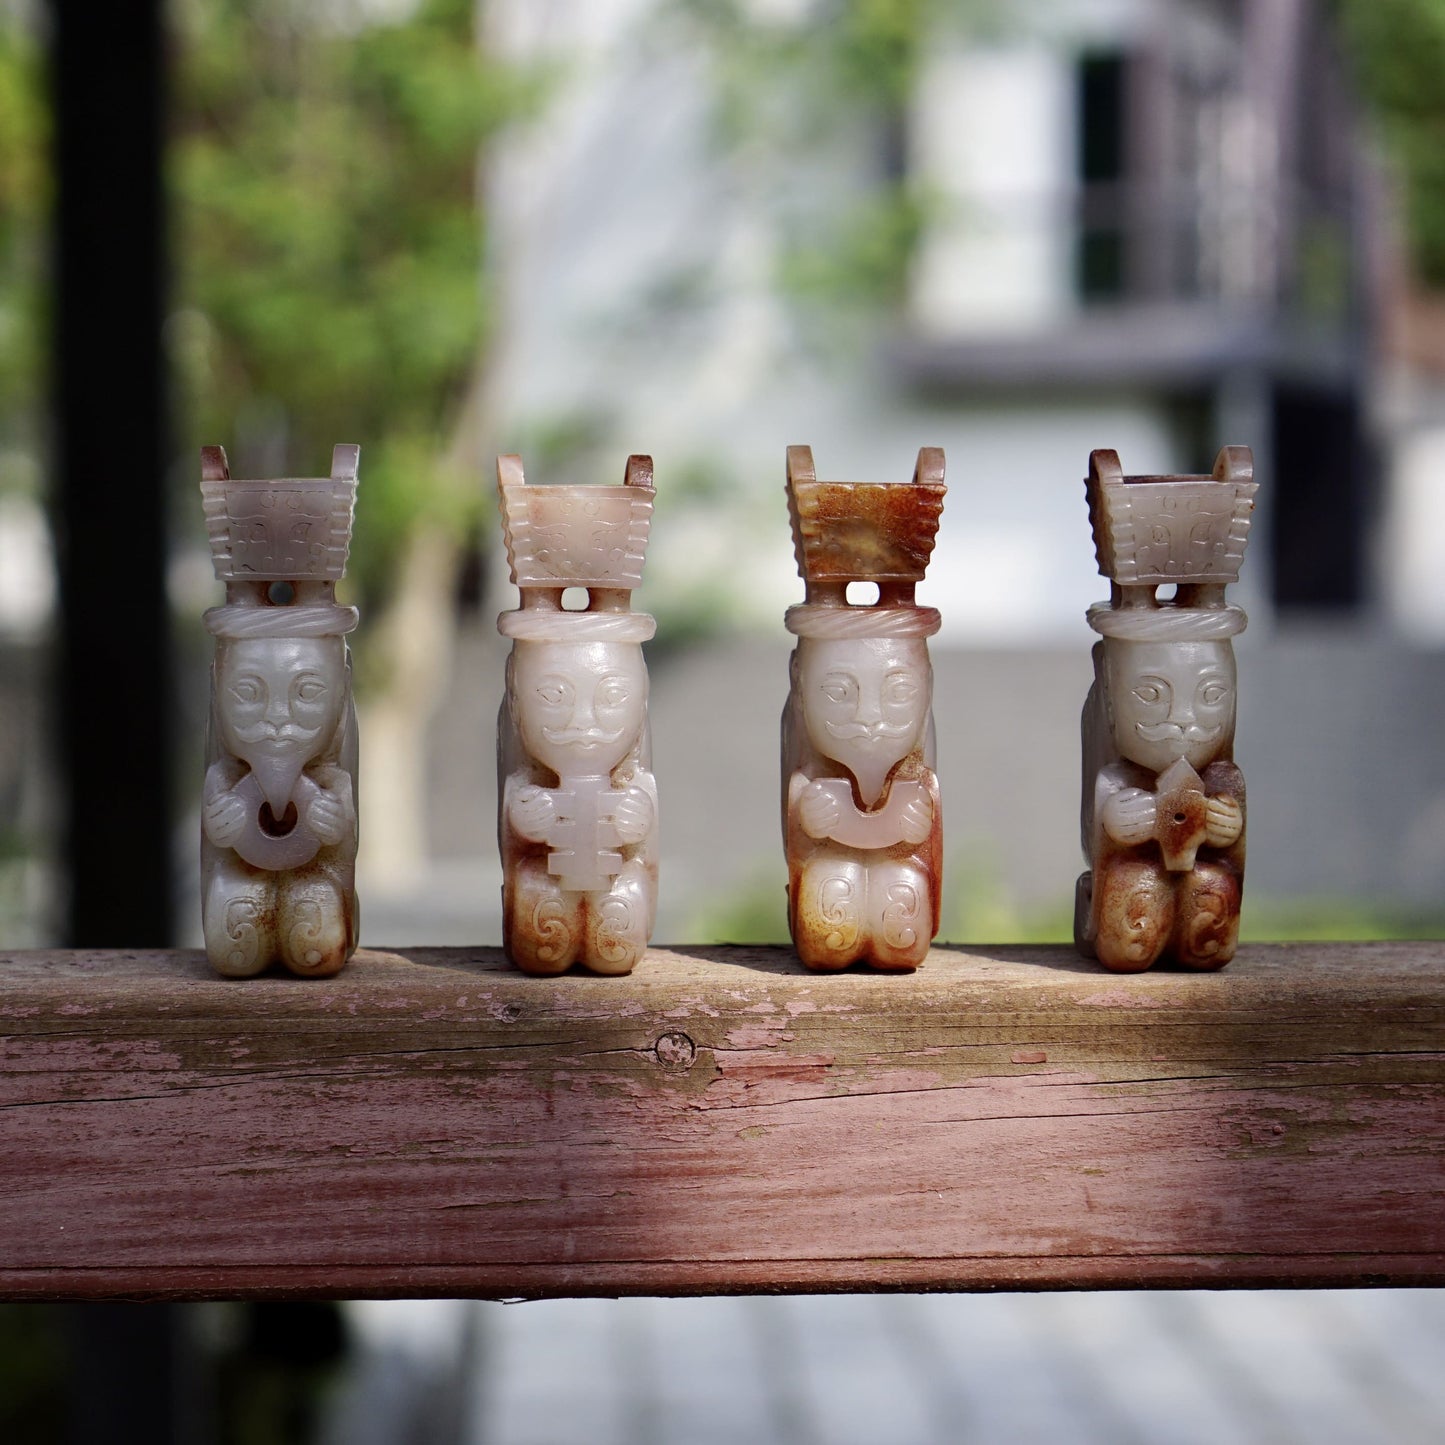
xmin=1168 ymin=697 xmax=1195 ymax=726
xmin=854 ymin=693 xmax=882 ymax=725
xmin=264 ymin=694 xmax=289 ymax=725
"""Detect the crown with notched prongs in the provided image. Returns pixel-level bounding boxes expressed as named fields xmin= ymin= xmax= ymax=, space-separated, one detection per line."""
xmin=496 ymin=454 xmax=657 ymax=643
xmin=202 ymin=444 xmax=358 ymax=582
xmin=1086 ymin=445 xmax=1256 ymax=641
xmin=200 ymin=445 xmax=360 ymax=639
xmin=784 ymin=445 xmax=945 ymax=640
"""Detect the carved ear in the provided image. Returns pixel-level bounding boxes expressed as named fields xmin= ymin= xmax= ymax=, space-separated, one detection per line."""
xmin=786 ymin=445 xmax=816 ymax=489
xmin=496 ymin=453 xmax=526 ymax=491
xmin=1213 ymin=445 xmax=1253 ymax=485
xmin=331 ymin=444 xmax=360 ymax=482
xmin=200 ymin=445 xmax=230 ymax=482
xmin=912 ymin=447 xmax=945 ymax=488
xmin=624 ymin=454 xmax=654 ymax=489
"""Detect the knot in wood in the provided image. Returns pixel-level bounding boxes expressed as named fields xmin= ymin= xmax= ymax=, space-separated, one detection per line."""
xmin=654 ymin=1030 xmax=696 ymax=1072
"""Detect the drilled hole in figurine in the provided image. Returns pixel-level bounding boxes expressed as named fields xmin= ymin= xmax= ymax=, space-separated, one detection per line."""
xmin=496 ymin=453 xmax=658 ymax=975
xmin=783 ymin=445 xmax=945 ymax=972
xmin=1076 ymin=446 xmax=1254 ymax=973
xmin=199 ymin=444 xmax=361 ymax=979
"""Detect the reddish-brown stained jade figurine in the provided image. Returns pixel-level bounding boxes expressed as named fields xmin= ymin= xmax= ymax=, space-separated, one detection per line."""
xmin=782 ymin=445 xmax=946 ymax=971
xmin=1076 ymin=445 xmax=1257 ymax=972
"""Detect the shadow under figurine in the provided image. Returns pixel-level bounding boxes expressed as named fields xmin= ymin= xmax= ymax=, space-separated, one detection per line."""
xmin=1076 ymin=445 xmax=1257 ymax=972
xmin=496 ymin=453 xmax=659 ymax=975
xmin=199 ymin=444 xmax=361 ymax=978
xmin=782 ymin=445 xmax=946 ymax=971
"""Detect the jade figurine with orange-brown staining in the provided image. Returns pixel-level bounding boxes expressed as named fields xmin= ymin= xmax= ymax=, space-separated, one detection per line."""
xmin=782 ymin=445 xmax=946 ymax=972
xmin=1076 ymin=445 xmax=1257 ymax=972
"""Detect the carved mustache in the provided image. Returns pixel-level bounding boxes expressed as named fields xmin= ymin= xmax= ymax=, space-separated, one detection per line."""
xmin=542 ymin=726 xmax=625 ymax=746
xmin=230 ymin=722 xmax=320 ymax=744
xmin=825 ymin=721 xmax=912 ymax=742
xmin=1134 ymin=722 xmax=1221 ymax=743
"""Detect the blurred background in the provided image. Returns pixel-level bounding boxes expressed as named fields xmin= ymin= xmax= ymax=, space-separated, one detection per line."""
xmin=3 ymin=0 xmax=1445 ymax=1440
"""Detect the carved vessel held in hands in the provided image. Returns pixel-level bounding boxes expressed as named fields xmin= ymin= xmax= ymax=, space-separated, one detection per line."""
xmin=782 ymin=445 xmax=945 ymax=971
xmin=1076 ymin=445 xmax=1256 ymax=972
xmin=199 ymin=445 xmax=361 ymax=977
xmin=496 ymin=454 xmax=659 ymax=975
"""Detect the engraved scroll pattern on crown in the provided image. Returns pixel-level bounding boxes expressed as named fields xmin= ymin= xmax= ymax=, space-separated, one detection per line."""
xmin=1086 ymin=448 xmax=1256 ymax=587
xmin=202 ymin=478 xmax=356 ymax=582
xmin=500 ymin=484 xmax=654 ymax=589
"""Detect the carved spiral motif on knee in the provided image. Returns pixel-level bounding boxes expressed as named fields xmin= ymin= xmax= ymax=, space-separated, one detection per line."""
xmin=593 ymin=894 xmax=636 ymax=967
xmin=286 ymin=897 xmax=327 ymax=970
xmin=1185 ymin=885 xmax=1228 ymax=959
xmin=815 ymin=874 xmax=859 ymax=953
xmin=1121 ymin=882 xmax=1160 ymax=961
xmin=223 ymin=898 xmax=262 ymax=973
xmin=531 ymin=895 xmax=574 ymax=966
xmin=881 ymin=881 xmax=920 ymax=950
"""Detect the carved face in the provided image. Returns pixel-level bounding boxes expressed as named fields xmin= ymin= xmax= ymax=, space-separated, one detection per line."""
xmin=512 ymin=640 xmax=646 ymax=778
xmin=1104 ymin=637 xmax=1236 ymax=773
xmin=217 ymin=636 xmax=346 ymax=811
xmin=798 ymin=636 xmax=930 ymax=806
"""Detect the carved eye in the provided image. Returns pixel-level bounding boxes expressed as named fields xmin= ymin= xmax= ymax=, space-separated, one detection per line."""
xmin=596 ymin=677 xmax=629 ymax=709
xmin=884 ymin=673 xmax=918 ymax=706
xmin=1200 ymin=680 xmax=1230 ymax=707
xmin=536 ymin=680 xmax=571 ymax=707
xmin=230 ymin=677 xmax=262 ymax=705
xmin=820 ymin=675 xmax=854 ymax=704
xmin=1132 ymin=680 xmax=1165 ymax=706
xmin=296 ymin=678 xmax=327 ymax=703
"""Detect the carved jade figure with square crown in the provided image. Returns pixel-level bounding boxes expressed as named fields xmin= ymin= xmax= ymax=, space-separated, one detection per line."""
xmin=199 ymin=445 xmax=361 ymax=977
xmin=783 ymin=446 xmax=945 ymax=971
xmin=496 ymin=454 xmax=659 ymax=975
xmin=1076 ymin=446 xmax=1257 ymax=972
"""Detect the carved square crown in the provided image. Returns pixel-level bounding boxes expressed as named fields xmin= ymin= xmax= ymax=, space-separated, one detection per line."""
xmin=201 ymin=445 xmax=358 ymax=582
xmin=787 ymin=446 xmax=946 ymax=584
xmin=498 ymin=456 xmax=654 ymax=590
xmin=1086 ymin=447 xmax=1257 ymax=586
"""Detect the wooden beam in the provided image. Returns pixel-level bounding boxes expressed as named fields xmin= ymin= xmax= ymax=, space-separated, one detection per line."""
xmin=1 ymin=943 xmax=1441 ymax=1300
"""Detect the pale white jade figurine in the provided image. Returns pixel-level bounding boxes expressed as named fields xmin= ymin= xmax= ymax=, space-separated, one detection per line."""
xmin=1076 ymin=445 xmax=1256 ymax=972
xmin=199 ymin=445 xmax=361 ymax=978
xmin=783 ymin=445 xmax=945 ymax=971
xmin=496 ymin=454 xmax=659 ymax=975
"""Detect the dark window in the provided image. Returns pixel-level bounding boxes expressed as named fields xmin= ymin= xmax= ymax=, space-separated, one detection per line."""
xmin=1077 ymin=51 xmax=1127 ymax=301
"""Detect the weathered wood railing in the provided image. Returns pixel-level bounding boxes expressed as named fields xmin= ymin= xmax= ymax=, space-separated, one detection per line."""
xmin=2 ymin=943 xmax=1442 ymax=1300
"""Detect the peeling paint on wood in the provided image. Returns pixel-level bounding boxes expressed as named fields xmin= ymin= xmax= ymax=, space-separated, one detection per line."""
xmin=0 ymin=942 xmax=1443 ymax=1301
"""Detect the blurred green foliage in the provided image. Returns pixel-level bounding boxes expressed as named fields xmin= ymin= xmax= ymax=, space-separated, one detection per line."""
xmin=667 ymin=0 xmax=984 ymax=341
xmin=1340 ymin=0 xmax=1445 ymax=287
xmin=0 ymin=12 xmax=44 ymax=498
xmin=173 ymin=0 xmax=548 ymax=612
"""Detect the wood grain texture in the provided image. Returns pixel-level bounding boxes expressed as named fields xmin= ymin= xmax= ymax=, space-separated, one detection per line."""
xmin=1 ymin=943 xmax=1442 ymax=1301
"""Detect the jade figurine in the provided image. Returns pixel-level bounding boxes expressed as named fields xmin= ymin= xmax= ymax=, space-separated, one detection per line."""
xmin=782 ymin=445 xmax=946 ymax=971
xmin=1076 ymin=445 xmax=1257 ymax=972
xmin=496 ymin=453 xmax=659 ymax=975
xmin=199 ymin=444 xmax=361 ymax=977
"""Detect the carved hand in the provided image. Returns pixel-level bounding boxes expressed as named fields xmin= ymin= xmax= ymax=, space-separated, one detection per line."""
xmin=611 ymin=786 xmax=654 ymax=846
xmin=799 ymin=780 xmax=843 ymax=840
xmin=1205 ymin=794 xmax=1244 ymax=848
xmin=305 ymin=784 xmax=352 ymax=847
xmin=203 ymin=790 xmax=249 ymax=849
xmin=1102 ymin=788 xmax=1157 ymax=846
xmin=509 ymin=784 xmax=556 ymax=843
xmin=898 ymin=791 xmax=934 ymax=846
